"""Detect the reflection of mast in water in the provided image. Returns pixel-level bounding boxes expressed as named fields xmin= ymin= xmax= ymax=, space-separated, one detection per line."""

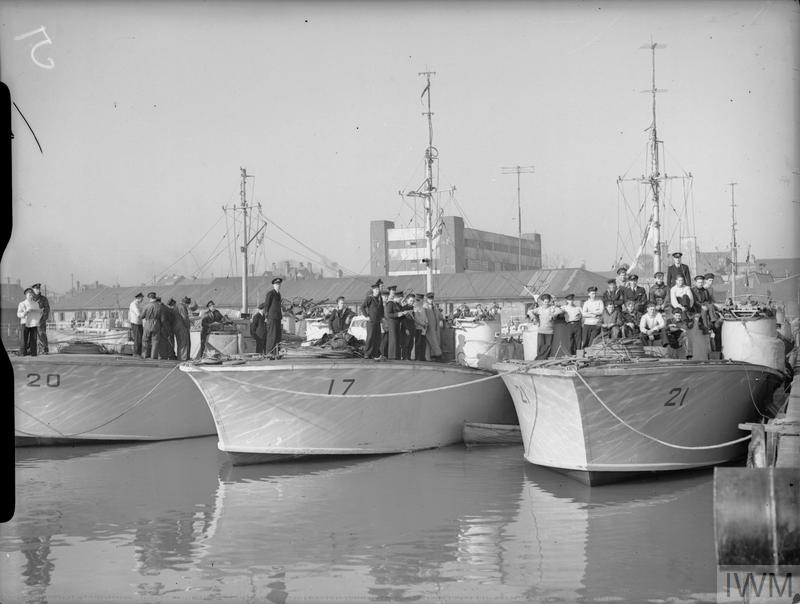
xmin=21 ymin=534 xmax=54 ymax=604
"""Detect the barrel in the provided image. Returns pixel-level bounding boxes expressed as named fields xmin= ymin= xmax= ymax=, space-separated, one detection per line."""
xmin=721 ymin=316 xmax=783 ymax=372
xmin=714 ymin=467 xmax=800 ymax=565
xmin=454 ymin=319 xmax=501 ymax=369
xmin=522 ymin=327 xmax=539 ymax=360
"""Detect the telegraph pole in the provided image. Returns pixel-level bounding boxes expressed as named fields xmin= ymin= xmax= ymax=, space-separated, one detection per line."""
xmin=501 ymin=165 xmax=535 ymax=270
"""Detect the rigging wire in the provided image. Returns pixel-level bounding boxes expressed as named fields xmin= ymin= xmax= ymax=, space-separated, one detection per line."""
xmin=153 ymin=212 xmax=226 ymax=281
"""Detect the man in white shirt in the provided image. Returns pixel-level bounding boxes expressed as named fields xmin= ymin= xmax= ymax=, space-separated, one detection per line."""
xmin=532 ymin=293 xmax=563 ymax=360
xmin=639 ymin=302 xmax=666 ymax=345
xmin=581 ymin=286 xmax=604 ymax=348
xmin=17 ymin=288 xmax=43 ymax=356
xmin=128 ymin=292 xmax=144 ymax=357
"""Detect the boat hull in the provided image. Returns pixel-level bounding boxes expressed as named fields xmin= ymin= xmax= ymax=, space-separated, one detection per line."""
xmin=495 ymin=359 xmax=783 ymax=484
xmin=13 ymin=354 xmax=215 ymax=445
xmin=181 ymin=358 xmax=517 ymax=464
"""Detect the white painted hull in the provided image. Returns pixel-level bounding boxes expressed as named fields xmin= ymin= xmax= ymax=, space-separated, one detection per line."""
xmin=495 ymin=359 xmax=784 ymax=484
xmin=181 ymin=358 xmax=518 ymax=463
xmin=13 ymin=354 xmax=215 ymax=445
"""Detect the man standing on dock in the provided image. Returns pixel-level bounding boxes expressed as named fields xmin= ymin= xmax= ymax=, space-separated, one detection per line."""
xmin=31 ymin=283 xmax=50 ymax=354
xmin=129 ymin=292 xmax=144 ymax=357
xmin=361 ymin=280 xmax=384 ymax=360
xmin=264 ymin=277 xmax=283 ymax=359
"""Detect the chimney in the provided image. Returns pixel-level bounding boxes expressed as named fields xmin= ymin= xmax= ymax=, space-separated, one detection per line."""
xmin=77 ymin=280 xmax=81 ymax=292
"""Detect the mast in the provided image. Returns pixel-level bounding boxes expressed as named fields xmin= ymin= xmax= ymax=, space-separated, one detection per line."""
xmin=645 ymin=41 xmax=665 ymax=276
xmin=239 ymin=167 xmax=253 ymax=316
xmin=420 ymin=71 xmax=436 ymax=294
xmin=729 ymin=182 xmax=738 ymax=299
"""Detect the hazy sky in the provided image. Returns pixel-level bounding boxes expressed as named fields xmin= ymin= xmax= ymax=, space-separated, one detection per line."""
xmin=1 ymin=0 xmax=797 ymax=293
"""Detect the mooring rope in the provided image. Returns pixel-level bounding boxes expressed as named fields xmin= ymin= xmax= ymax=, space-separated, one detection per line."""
xmin=573 ymin=368 xmax=753 ymax=450
xmin=15 ymin=362 xmax=183 ymax=438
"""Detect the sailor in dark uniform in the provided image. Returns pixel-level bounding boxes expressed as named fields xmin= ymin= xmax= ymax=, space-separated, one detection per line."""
xmin=31 ymin=283 xmax=50 ymax=353
xmin=666 ymin=252 xmax=692 ymax=288
xmin=360 ymin=280 xmax=384 ymax=359
xmin=648 ymin=271 xmax=669 ymax=312
xmin=264 ymin=277 xmax=284 ymax=359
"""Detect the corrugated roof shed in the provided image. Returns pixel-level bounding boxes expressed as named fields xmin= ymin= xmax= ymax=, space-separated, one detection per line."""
xmin=51 ymin=269 xmax=609 ymax=311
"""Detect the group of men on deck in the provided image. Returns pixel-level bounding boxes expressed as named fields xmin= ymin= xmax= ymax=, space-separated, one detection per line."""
xmin=128 ymin=292 xmax=198 ymax=360
xmin=528 ymin=252 xmax=722 ymax=360
xmin=360 ymin=280 xmax=444 ymax=361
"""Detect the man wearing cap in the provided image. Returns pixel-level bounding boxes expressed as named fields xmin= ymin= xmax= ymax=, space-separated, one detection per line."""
xmin=264 ymin=277 xmax=284 ymax=359
xmin=139 ymin=292 xmax=162 ymax=359
xmin=197 ymin=300 xmax=229 ymax=359
xmin=648 ymin=272 xmax=669 ymax=313
xmin=17 ymin=287 xmax=42 ymax=356
xmin=328 ymin=296 xmax=354 ymax=335
xmin=581 ymin=286 xmax=604 ymax=348
xmin=560 ymin=294 xmax=582 ymax=355
xmin=383 ymin=285 xmax=402 ymax=359
xmin=531 ymin=294 xmax=563 ymax=359
xmin=361 ymin=280 xmax=385 ymax=359
xmin=159 ymin=298 xmax=177 ymax=360
xmin=602 ymin=279 xmax=625 ymax=310
xmin=129 ymin=292 xmax=145 ymax=357
xmin=667 ymin=252 xmax=691 ymax=289
xmin=399 ymin=293 xmax=417 ymax=360
xmin=704 ymin=273 xmax=722 ymax=351
xmin=412 ymin=293 xmax=429 ymax=361
xmin=30 ymin=283 xmax=50 ymax=354
xmin=379 ymin=288 xmax=391 ymax=357
xmin=615 ymin=265 xmax=629 ymax=289
xmin=691 ymin=274 xmax=713 ymax=334
xmin=424 ymin=292 xmax=443 ymax=360
xmin=250 ymin=302 xmax=267 ymax=354
xmin=174 ymin=296 xmax=193 ymax=360
xmin=624 ymin=274 xmax=648 ymax=313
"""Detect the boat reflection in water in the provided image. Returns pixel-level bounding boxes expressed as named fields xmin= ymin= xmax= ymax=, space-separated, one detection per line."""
xmin=3 ymin=442 xmax=717 ymax=602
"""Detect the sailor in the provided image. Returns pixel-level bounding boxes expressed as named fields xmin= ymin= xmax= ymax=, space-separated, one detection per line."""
xmin=639 ymin=301 xmax=666 ymax=346
xmin=669 ymin=275 xmax=695 ymax=321
xmin=648 ymin=271 xmax=669 ymax=313
xmin=615 ymin=265 xmax=629 ymax=289
xmin=602 ymin=279 xmax=625 ymax=310
xmin=666 ymin=252 xmax=691 ymax=288
xmin=249 ymin=302 xmax=267 ymax=354
xmin=129 ymin=292 xmax=144 ymax=357
xmin=383 ymin=285 xmax=402 ymax=359
xmin=581 ymin=286 xmax=604 ymax=348
xmin=621 ymin=299 xmax=641 ymax=338
xmin=159 ymin=298 xmax=177 ymax=360
xmin=328 ymin=296 xmax=355 ymax=334
xmin=664 ymin=309 xmax=688 ymax=359
xmin=140 ymin=292 xmax=162 ymax=359
xmin=264 ymin=277 xmax=284 ymax=359
xmin=379 ymin=288 xmax=391 ymax=357
xmin=400 ymin=292 xmax=417 ymax=360
xmin=17 ymin=287 xmax=42 ymax=356
xmin=600 ymin=300 xmax=623 ymax=340
xmin=424 ymin=292 xmax=444 ymax=361
xmin=412 ymin=293 xmax=429 ymax=361
xmin=690 ymin=274 xmax=714 ymax=335
xmin=704 ymin=273 xmax=722 ymax=351
xmin=561 ymin=294 xmax=582 ymax=354
xmin=531 ymin=293 xmax=563 ymax=359
xmin=625 ymin=274 xmax=648 ymax=313
xmin=360 ymin=279 xmax=385 ymax=360
xmin=174 ymin=296 xmax=192 ymax=360
xmin=30 ymin=283 xmax=50 ymax=354
xmin=197 ymin=300 xmax=229 ymax=359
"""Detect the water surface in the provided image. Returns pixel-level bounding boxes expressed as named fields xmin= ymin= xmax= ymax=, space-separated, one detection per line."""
xmin=2 ymin=437 xmax=718 ymax=602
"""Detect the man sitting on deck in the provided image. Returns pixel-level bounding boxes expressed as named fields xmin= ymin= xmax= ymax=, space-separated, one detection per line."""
xmin=639 ymin=302 xmax=666 ymax=346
